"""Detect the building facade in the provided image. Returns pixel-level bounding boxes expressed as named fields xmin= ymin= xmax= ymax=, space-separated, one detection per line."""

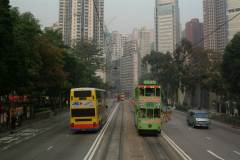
xmin=203 ymin=0 xmax=227 ymax=53
xmin=185 ymin=18 xmax=204 ymax=47
xmin=155 ymin=0 xmax=180 ymax=54
xmin=59 ymin=0 xmax=72 ymax=46
xmin=227 ymin=0 xmax=240 ymax=41
xmin=110 ymin=31 xmax=123 ymax=61
xmin=120 ymin=40 xmax=139 ymax=97
xmin=59 ymin=0 xmax=104 ymax=48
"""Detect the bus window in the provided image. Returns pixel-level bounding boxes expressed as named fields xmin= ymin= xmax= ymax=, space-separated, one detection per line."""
xmin=145 ymin=88 xmax=155 ymax=96
xmin=140 ymin=88 xmax=144 ymax=96
xmin=156 ymin=88 xmax=161 ymax=96
xmin=74 ymin=91 xmax=92 ymax=100
xmin=154 ymin=109 xmax=161 ymax=118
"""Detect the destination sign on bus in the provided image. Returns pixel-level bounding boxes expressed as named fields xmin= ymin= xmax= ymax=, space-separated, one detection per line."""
xmin=143 ymin=80 xmax=157 ymax=85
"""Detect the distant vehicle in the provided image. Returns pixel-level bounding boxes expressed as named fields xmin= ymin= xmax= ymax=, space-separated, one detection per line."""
xmin=120 ymin=94 xmax=125 ymax=101
xmin=134 ymin=80 xmax=163 ymax=134
xmin=117 ymin=93 xmax=125 ymax=101
xmin=187 ymin=110 xmax=210 ymax=129
xmin=69 ymin=88 xmax=108 ymax=132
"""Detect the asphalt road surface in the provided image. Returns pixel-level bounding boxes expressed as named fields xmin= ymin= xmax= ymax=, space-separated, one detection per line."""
xmin=163 ymin=110 xmax=240 ymax=160
xmin=1 ymin=99 xmax=238 ymax=160
xmin=0 ymin=100 xmax=182 ymax=160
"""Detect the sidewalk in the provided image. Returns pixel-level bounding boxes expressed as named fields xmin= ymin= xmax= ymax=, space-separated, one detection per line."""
xmin=0 ymin=108 xmax=68 ymax=138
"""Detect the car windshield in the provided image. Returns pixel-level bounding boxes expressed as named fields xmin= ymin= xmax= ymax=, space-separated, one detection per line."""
xmin=195 ymin=113 xmax=209 ymax=118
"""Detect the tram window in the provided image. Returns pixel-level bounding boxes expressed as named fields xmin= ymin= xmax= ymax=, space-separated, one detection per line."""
xmin=139 ymin=109 xmax=146 ymax=118
xmin=156 ymin=88 xmax=161 ymax=96
xmin=145 ymin=88 xmax=155 ymax=96
xmin=147 ymin=109 xmax=154 ymax=118
xmin=154 ymin=109 xmax=161 ymax=118
xmin=140 ymin=88 xmax=144 ymax=96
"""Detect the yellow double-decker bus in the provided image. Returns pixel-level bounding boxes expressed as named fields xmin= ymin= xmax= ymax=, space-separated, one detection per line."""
xmin=69 ymin=88 xmax=108 ymax=131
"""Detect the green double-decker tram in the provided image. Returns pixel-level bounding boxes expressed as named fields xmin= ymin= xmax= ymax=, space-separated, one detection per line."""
xmin=134 ymin=80 xmax=163 ymax=134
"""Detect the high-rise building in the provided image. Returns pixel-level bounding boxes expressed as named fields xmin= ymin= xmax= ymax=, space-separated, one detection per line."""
xmin=203 ymin=0 xmax=227 ymax=53
xmin=139 ymin=27 xmax=152 ymax=59
xmin=59 ymin=0 xmax=72 ymax=46
xmin=110 ymin=31 xmax=123 ymax=61
xmin=71 ymin=0 xmax=94 ymax=46
xmin=185 ymin=18 xmax=204 ymax=47
xmin=93 ymin=0 xmax=104 ymax=50
xmin=155 ymin=0 xmax=180 ymax=54
xmin=120 ymin=40 xmax=139 ymax=97
xmin=59 ymin=0 xmax=104 ymax=48
xmin=227 ymin=0 xmax=240 ymax=41
xmin=121 ymin=34 xmax=129 ymax=55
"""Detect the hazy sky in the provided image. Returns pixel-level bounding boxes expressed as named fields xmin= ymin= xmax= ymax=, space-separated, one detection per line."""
xmin=10 ymin=0 xmax=203 ymax=34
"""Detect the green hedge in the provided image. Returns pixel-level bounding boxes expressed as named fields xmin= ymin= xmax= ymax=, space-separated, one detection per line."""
xmin=211 ymin=114 xmax=240 ymax=127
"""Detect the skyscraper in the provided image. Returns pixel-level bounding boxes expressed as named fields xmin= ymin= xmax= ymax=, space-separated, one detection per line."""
xmin=59 ymin=0 xmax=104 ymax=48
xmin=155 ymin=0 xmax=180 ymax=54
xmin=185 ymin=18 xmax=203 ymax=47
xmin=203 ymin=0 xmax=227 ymax=53
xmin=110 ymin=31 xmax=123 ymax=61
xmin=139 ymin=27 xmax=152 ymax=59
xmin=59 ymin=0 xmax=72 ymax=46
xmin=227 ymin=0 xmax=240 ymax=41
xmin=120 ymin=40 xmax=139 ymax=97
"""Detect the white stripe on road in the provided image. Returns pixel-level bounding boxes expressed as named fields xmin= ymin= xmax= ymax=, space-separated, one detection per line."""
xmin=162 ymin=131 xmax=192 ymax=160
xmin=83 ymin=103 xmax=120 ymax=160
xmin=205 ymin=137 xmax=211 ymax=140
xmin=233 ymin=150 xmax=240 ymax=156
xmin=207 ymin=150 xmax=225 ymax=160
xmin=47 ymin=146 xmax=53 ymax=151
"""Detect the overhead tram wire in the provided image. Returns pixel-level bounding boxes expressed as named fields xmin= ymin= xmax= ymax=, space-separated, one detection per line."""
xmin=192 ymin=11 xmax=240 ymax=49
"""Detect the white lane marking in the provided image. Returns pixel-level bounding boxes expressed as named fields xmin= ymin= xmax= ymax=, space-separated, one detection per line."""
xmin=2 ymin=145 xmax=10 ymax=151
xmin=83 ymin=103 xmax=120 ymax=160
xmin=47 ymin=146 xmax=53 ymax=151
xmin=205 ymin=137 xmax=211 ymax=140
xmin=207 ymin=150 xmax=225 ymax=160
xmin=233 ymin=150 xmax=240 ymax=156
xmin=162 ymin=131 xmax=192 ymax=160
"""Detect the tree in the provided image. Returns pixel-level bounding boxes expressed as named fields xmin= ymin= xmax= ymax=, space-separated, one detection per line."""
xmin=143 ymin=51 xmax=179 ymax=99
xmin=43 ymin=28 xmax=64 ymax=48
xmin=0 ymin=0 xmax=13 ymax=95
xmin=36 ymin=36 xmax=67 ymax=97
xmin=222 ymin=32 xmax=240 ymax=99
xmin=8 ymin=8 xmax=42 ymax=94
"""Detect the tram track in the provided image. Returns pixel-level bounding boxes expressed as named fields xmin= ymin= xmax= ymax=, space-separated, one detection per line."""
xmin=93 ymin=102 xmax=124 ymax=160
xmin=143 ymin=136 xmax=171 ymax=160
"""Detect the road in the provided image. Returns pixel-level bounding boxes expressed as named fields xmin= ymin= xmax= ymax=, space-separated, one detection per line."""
xmin=0 ymin=100 xmax=181 ymax=160
xmin=163 ymin=110 xmax=240 ymax=160
xmin=0 ymin=100 xmax=239 ymax=160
